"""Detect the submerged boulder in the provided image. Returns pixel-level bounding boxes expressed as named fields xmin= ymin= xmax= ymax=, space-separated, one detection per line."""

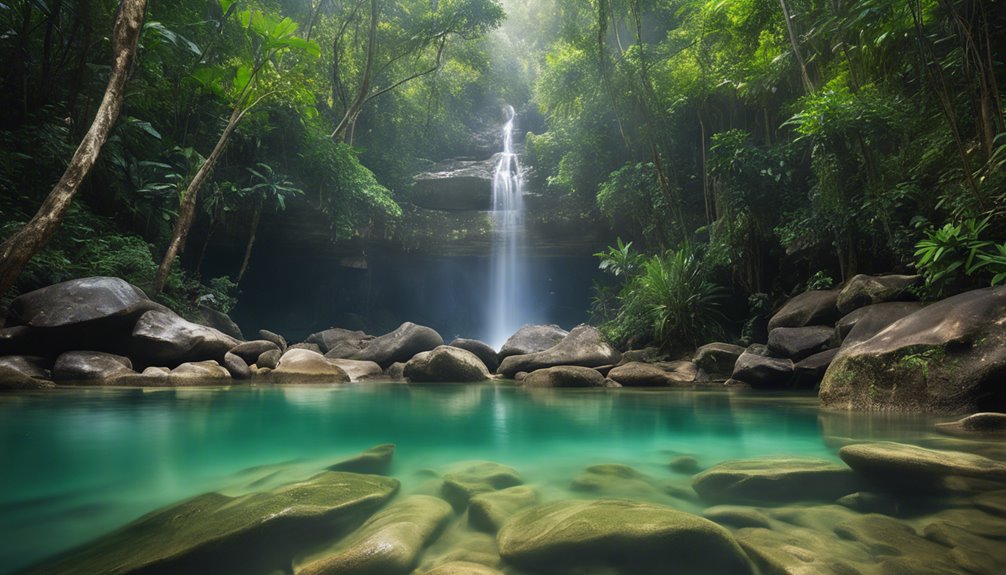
xmin=936 ymin=412 xmax=1006 ymax=436
xmin=448 ymin=338 xmax=499 ymax=373
xmin=52 ymin=351 xmax=134 ymax=382
xmin=767 ymin=326 xmax=835 ymax=360
xmin=353 ymin=322 xmax=444 ymax=369
xmin=692 ymin=456 xmax=861 ymax=503
xmin=522 ymin=365 xmax=605 ymax=387
xmin=28 ymin=471 xmax=400 ymax=575
xmin=468 ymin=486 xmax=537 ymax=534
xmin=497 ymin=325 xmax=620 ymax=377
xmin=404 ymin=346 xmax=490 ymax=383
xmin=498 ymin=324 xmax=568 ymax=360
xmin=838 ymin=441 xmax=1006 ymax=491
xmin=441 ymin=461 xmax=523 ymax=510
xmin=693 ymin=343 xmax=745 ymax=379
xmin=496 ymin=499 xmax=754 ymax=575
xmin=131 ymin=310 xmax=240 ymax=367
xmin=328 ymin=444 xmax=396 ymax=475
xmin=820 ymin=286 xmax=1006 ymax=413
xmin=836 ymin=273 xmax=921 ymax=314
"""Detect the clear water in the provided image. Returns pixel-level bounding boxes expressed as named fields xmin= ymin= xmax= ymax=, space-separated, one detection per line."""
xmin=0 ymin=384 xmax=983 ymax=573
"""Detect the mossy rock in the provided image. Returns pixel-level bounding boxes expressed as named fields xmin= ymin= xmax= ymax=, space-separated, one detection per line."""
xmin=692 ymin=456 xmax=861 ymax=503
xmin=441 ymin=461 xmax=523 ymax=510
xmin=468 ymin=485 xmax=537 ymax=533
xmin=328 ymin=444 xmax=396 ymax=475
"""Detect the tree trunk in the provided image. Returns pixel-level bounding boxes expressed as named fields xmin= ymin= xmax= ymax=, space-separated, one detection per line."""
xmin=152 ymin=106 xmax=243 ymax=295
xmin=332 ymin=0 xmax=379 ymax=142
xmin=778 ymin=0 xmax=814 ymax=94
xmin=236 ymin=203 xmax=262 ymax=285
xmin=194 ymin=219 xmax=217 ymax=275
xmin=0 ymin=0 xmax=146 ymax=297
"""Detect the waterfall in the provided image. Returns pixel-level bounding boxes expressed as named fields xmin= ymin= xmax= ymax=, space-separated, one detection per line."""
xmin=487 ymin=105 xmax=526 ymax=348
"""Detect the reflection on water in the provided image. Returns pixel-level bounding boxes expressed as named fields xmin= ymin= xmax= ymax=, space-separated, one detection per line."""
xmin=0 ymin=384 xmax=980 ymax=573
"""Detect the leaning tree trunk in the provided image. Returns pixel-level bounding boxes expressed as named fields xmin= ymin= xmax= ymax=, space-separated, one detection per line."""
xmin=235 ymin=203 xmax=262 ymax=286
xmin=0 ymin=0 xmax=146 ymax=297
xmin=151 ymin=106 xmax=243 ymax=295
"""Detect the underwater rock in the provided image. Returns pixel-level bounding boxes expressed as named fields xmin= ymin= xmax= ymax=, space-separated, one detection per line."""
xmin=792 ymin=348 xmax=838 ymax=389
xmin=835 ymin=301 xmax=924 ymax=344
xmin=767 ymin=326 xmax=836 ymax=361
xmin=498 ymin=324 xmax=568 ymax=360
xmin=0 ymin=366 xmax=54 ymax=390
xmin=269 ymin=349 xmax=350 ymax=383
xmin=836 ymin=273 xmax=921 ymax=314
xmin=692 ymin=456 xmax=861 ymax=503
xmin=767 ymin=289 xmax=841 ymax=331
xmin=328 ymin=444 xmax=395 ymax=475
xmin=730 ymin=347 xmax=793 ymax=389
xmin=296 ymin=494 xmax=453 ymax=575
xmin=935 ymin=412 xmax=1006 ymax=436
xmin=193 ymin=305 xmax=244 ymax=340
xmin=607 ymin=362 xmax=673 ymax=386
xmin=923 ymin=509 xmax=1006 ymax=574
xmin=0 ymin=355 xmax=50 ymax=379
xmin=257 ymin=348 xmax=282 ymax=369
xmin=820 ymin=286 xmax=1006 ymax=413
xmin=223 ymin=351 xmax=252 ymax=380
xmin=702 ymin=506 xmax=773 ymax=529
xmin=421 ymin=561 xmax=503 ymax=575
xmin=497 ymin=325 xmax=621 ymax=377
xmin=328 ymin=358 xmax=383 ymax=381
xmin=131 ymin=310 xmax=241 ymax=367
xmin=447 ymin=338 xmax=499 ymax=373
xmin=229 ymin=340 xmax=280 ymax=364
xmin=441 ymin=461 xmax=523 ymax=510
xmin=353 ymin=322 xmax=444 ymax=369
xmin=569 ymin=464 xmax=675 ymax=501
xmin=669 ymin=456 xmax=703 ymax=475
xmin=693 ymin=343 xmax=746 ymax=379
xmin=258 ymin=329 xmax=288 ymax=352
xmin=522 ymin=365 xmax=605 ymax=387
xmin=28 ymin=471 xmax=400 ymax=575
xmin=404 ymin=346 xmax=490 ymax=383
xmin=52 ymin=351 xmax=134 ymax=382
xmin=496 ymin=499 xmax=755 ymax=575
xmin=468 ymin=485 xmax=537 ymax=533
xmin=838 ymin=442 xmax=1006 ymax=491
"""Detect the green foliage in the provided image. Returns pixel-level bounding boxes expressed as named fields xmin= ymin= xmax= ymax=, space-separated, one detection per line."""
xmin=913 ymin=217 xmax=1006 ymax=295
xmin=593 ymin=238 xmax=639 ymax=279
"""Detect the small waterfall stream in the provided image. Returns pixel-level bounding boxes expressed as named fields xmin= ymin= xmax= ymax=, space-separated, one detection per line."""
xmin=487 ymin=105 xmax=526 ymax=348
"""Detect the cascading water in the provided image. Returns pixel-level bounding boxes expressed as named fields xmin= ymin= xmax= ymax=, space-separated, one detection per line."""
xmin=487 ymin=105 xmax=527 ymax=348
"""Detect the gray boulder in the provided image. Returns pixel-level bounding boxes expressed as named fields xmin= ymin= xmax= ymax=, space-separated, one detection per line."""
xmin=353 ymin=322 xmax=444 ymax=369
xmin=269 ymin=349 xmax=350 ymax=382
xmin=52 ymin=351 xmax=134 ymax=382
xmin=404 ymin=346 xmax=490 ymax=383
xmin=837 ymin=301 xmax=925 ymax=347
xmin=258 ymin=329 xmax=287 ymax=352
xmin=936 ymin=412 xmax=1006 ymax=436
xmin=223 ymin=352 xmax=252 ymax=380
xmin=821 ymin=286 xmax=1006 ymax=413
xmin=256 ymin=349 xmax=282 ymax=369
xmin=0 ymin=355 xmax=50 ymax=379
xmin=767 ymin=326 xmax=836 ymax=360
xmin=498 ymin=324 xmax=568 ymax=360
xmin=730 ymin=346 xmax=794 ymax=388
xmin=792 ymin=348 xmax=838 ymax=389
xmin=193 ymin=305 xmax=244 ymax=340
xmin=308 ymin=327 xmax=373 ymax=357
xmin=329 ymin=358 xmax=383 ymax=380
xmin=131 ymin=310 xmax=240 ymax=367
xmin=448 ymin=338 xmax=499 ymax=373
xmin=410 ymin=156 xmax=497 ymax=211
xmin=767 ymin=289 xmax=841 ymax=331
xmin=837 ymin=274 xmax=921 ymax=314
xmin=522 ymin=365 xmax=606 ymax=387
xmin=839 ymin=441 xmax=1006 ymax=491
xmin=607 ymin=362 xmax=673 ymax=387
xmin=497 ymin=325 xmax=620 ymax=377
xmin=229 ymin=340 xmax=280 ymax=364
xmin=693 ymin=343 xmax=745 ymax=378
xmin=0 ymin=366 xmax=54 ymax=390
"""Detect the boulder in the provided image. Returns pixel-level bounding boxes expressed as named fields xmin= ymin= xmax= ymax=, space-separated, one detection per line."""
xmin=767 ymin=289 xmax=841 ymax=331
xmin=836 ymin=273 xmax=921 ymax=314
xmin=52 ymin=351 xmax=134 ymax=382
xmin=193 ymin=305 xmax=244 ymax=340
xmin=0 ymin=366 xmax=54 ymax=390
xmin=767 ymin=326 xmax=835 ymax=360
xmin=693 ymin=343 xmax=745 ymax=378
xmin=0 ymin=326 xmax=32 ymax=355
xmin=836 ymin=301 xmax=925 ymax=345
xmin=328 ymin=444 xmax=395 ymax=475
xmin=468 ymin=485 xmax=537 ymax=533
xmin=618 ymin=347 xmax=666 ymax=364
xmin=270 ymin=349 xmax=350 ymax=383
xmin=652 ymin=360 xmax=702 ymax=383
xmin=522 ymin=365 xmax=606 ymax=388
xmin=568 ymin=464 xmax=672 ymax=501
xmin=820 ymin=286 xmax=1006 ymax=413
xmin=404 ymin=346 xmax=490 ymax=383
xmin=692 ymin=456 xmax=861 ymax=503
xmin=447 ymin=338 xmax=499 ymax=373
xmin=7 ymin=277 xmax=161 ymax=332
xmin=223 ymin=352 xmax=252 ymax=380
xmin=256 ymin=349 xmax=282 ymax=369
xmin=328 ymin=358 xmax=383 ymax=380
xmin=113 ymin=360 xmax=233 ymax=386
xmin=669 ymin=456 xmax=702 ymax=475
xmin=385 ymin=362 xmax=406 ymax=380
xmin=308 ymin=328 xmax=373 ymax=357
xmin=441 ymin=461 xmax=523 ymax=510
xmin=838 ymin=441 xmax=1006 ymax=491
xmin=353 ymin=322 xmax=444 ymax=369
xmin=498 ymin=324 xmax=568 ymax=360
xmin=421 ymin=562 xmax=503 ymax=575
xmin=936 ymin=412 xmax=1006 ymax=436
xmin=0 ymin=355 xmax=50 ymax=379
xmin=791 ymin=348 xmax=838 ymax=388
xmin=607 ymin=362 xmax=672 ymax=387
xmin=258 ymin=329 xmax=288 ymax=352
xmin=28 ymin=472 xmax=399 ymax=575
xmin=729 ymin=346 xmax=793 ymax=389
xmin=170 ymin=360 xmax=231 ymax=379
xmin=497 ymin=325 xmax=620 ymax=377
xmin=410 ymin=156 xmax=497 ymax=211
xmin=131 ymin=310 xmax=240 ymax=367
xmin=496 ymin=499 xmax=754 ymax=575
xmin=289 ymin=342 xmax=323 ymax=354
xmin=229 ymin=340 xmax=280 ymax=364
xmin=297 ymin=495 xmax=453 ymax=575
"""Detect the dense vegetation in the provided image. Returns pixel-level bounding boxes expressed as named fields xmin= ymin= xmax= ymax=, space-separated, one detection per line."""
xmin=0 ymin=0 xmax=1003 ymax=350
